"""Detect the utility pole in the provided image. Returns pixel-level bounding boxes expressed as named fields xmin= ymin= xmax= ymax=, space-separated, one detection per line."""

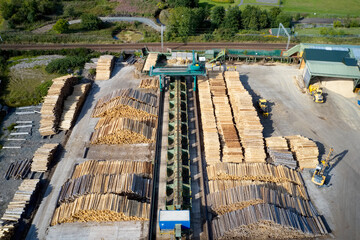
xmin=161 ymin=25 xmax=164 ymax=53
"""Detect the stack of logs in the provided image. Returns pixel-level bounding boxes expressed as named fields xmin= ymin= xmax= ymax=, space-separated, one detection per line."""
xmin=224 ymin=71 xmax=266 ymax=163
xmin=266 ymin=136 xmax=297 ymax=169
xmin=143 ymin=53 xmax=158 ymax=72
xmin=31 ymin=144 xmax=59 ymax=172
xmin=198 ymin=77 xmax=221 ymax=165
xmin=95 ymin=55 xmax=115 ymax=81
xmin=286 ymin=135 xmax=319 ymax=169
xmin=39 ymin=75 xmax=78 ymax=136
xmin=139 ymin=78 xmax=159 ymax=90
xmin=60 ymin=83 xmax=91 ymax=130
xmin=0 ymin=179 xmax=39 ymax=238
xmin=52 ymin=159 xmax=152 ymax=225
xmin=4 ymin=159 xmax=31 ymax=179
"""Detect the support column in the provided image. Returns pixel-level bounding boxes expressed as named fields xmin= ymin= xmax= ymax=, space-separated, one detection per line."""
xmin=193 ymin=76 xmax=197 ymax=92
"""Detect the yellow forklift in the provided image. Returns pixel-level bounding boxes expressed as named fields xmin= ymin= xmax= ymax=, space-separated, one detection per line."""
xmin=308 ymin=84 xmax=324 ymax=103
xmin=312 ymin=148 xmax=334 ymax=186
xmin=258 ymin=99 xmax=269 ymax=117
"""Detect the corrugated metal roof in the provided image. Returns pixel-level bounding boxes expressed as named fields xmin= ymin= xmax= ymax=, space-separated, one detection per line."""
xmin=350 ymin=48 xmax=360 ymax=60
xmin=304 ymin=48 xmax=349 ymax=63
xmin=307 ymin=60 xmax=360 ymax=79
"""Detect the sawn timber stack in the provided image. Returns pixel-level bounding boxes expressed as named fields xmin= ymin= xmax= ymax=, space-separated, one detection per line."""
xmin=95 ymin=55 xmax=115 ymax=81
xmin=31 ymin=143 xmax=59 ymax=172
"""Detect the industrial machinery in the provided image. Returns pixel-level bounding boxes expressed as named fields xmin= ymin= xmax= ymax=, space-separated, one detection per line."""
xmin=209 ymin=49 xmax=226 ymax=65
xmin=308 ymin=85 xmax=324 ymax=103
xmin=258 ymin=99 xmax=270 ymax=117
xmin=311 ymin=148 xmax=334 ymax=186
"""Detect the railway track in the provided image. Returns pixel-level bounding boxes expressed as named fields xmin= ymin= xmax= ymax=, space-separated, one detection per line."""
xmin=0 ymin=42 xmax=295 ymax=51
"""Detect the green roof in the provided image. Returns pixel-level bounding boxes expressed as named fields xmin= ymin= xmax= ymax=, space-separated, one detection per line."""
xmin=304 ymin=49 xmax=350 ymax=63
xmin=307 ymin=60 xmax=360 ymax=79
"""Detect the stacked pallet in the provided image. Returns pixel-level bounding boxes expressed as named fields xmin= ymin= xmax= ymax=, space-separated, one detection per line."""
xmin=39 ymin=75 xmax=78 ymax=136
xmin=207 ymin=184 xmax=317 ymax=216
xmin=60 ymin=83 xmax=91 ymax=130
xmin=286 ymin=135 xmax=319 ymax=169
xmin=143 ymin=53 xmax=158 ymax=72
xmin=0 ymin=179 xmax=39 ymax=237
xmin=211 ymin=203 xmax=328 ymax=239
xmin=31 ymin=143 xmax=59 ymax=172
xmin=95 ymin=55 xmax=115 ymax=81
xmin=224 ymin=71 xmax=266 ymax=163
xmin=266 ymin=136 xmax=297 ymax=169
xmin=139 ymin=78 xmax=159 ymax=90
xmin=90 ymin=117 xmax=156 ymax=145
xmin=51 ymin=193 xmax=150 ymax=225
xmin=4 ymin=159 xmax=31 ymax=179
xmin=58 ymin=173 xmax=151 ymax=203
xmin=71 ymin=160 xmax=153 ymax=179
xmin=198 ymin=77 xmax=221 ymax=165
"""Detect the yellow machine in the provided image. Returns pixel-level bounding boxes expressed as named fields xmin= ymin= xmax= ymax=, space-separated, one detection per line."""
xmin=308 ymin=85 xmax=324 ymax=103
xmin=258 ymin=99 xmax=269 ymax=117
xmin=312 ymin=148 xmax=334 ymax=186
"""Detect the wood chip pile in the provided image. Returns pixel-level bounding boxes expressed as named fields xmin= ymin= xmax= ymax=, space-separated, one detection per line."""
xmin=224 ymin=71 xmax=266 ymax=163
xmin=198 ymin=77 xmax=221 ymax=165
xmin=266 ymin=136 xmax=297 ymax=169
xmin=4 ymin=159 xmax=31 ymax=180
xmin=0 ymin=179 xmax=39 ymax=238
xmin=95 ymin=55 xmax=115 ymax=81
xmin=286 ymin=135 xmax=319 ymax=169
xmin=143 ymin=53 xmax=158 ymax=72
xmin=139 ymin=78 xmax=159 ymax=90
xmin=31 ymin=143 xmax=59 ymax=172
xmin=39 ymin=75 xmax=78 ymax=136
xmin=60 ymin=83 xmax=91 ymax=130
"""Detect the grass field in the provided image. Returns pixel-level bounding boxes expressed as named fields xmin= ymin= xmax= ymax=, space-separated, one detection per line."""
xmin=296 ymin=27 xmax=360 ymax=35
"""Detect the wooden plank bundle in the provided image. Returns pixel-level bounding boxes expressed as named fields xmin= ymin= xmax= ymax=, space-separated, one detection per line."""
xmin=224 ymin=71 xmax=266 ymax=163
xmin=71 ymin=160 xmax=153 ymax=179
xmin=51 ymin=193 xmax=150 ymax=225
xmin=286 ymin=135 xmax=319 ymax=169
xmin=139 ymin=78 xmax=159 ymax=90
xmin=143 ymin=53 xmax=158 ymax=72
xmin=198 ymin=77 xmax=221 ymax=165
xmin=90 ymin=117 xmax=156 ymax=145
xmin=4 ymin=159 xmax=31 ymax=179
xmin=207 ymin=184 xmax=317 ymax=217
xmin=0 ymin=179 xmax=39 ymax=237
xmin=31 ymin=143 xmax=59 ymax=172
xmin=95 ymin=55 xmax=115 ymax=81
xmin=58 ymin=173 xmax=151 ymax=203
xmin=60 ymin=83 xmax=91 ymax=130
xmin=211 ymin=203 xmax=328 ymax=239
xmin=39 ymin=75 xmax=78 ymax=136
xmin=266 ymin=136 xmax=297 ymax=169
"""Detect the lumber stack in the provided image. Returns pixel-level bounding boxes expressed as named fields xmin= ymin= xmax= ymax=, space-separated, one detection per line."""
xmin=31 ymin=143 xmax=59 ymax=172
xmin=211 ymin=203 xmax=328 ymax=239
xmin=139 ymin=78 xmax=159 ymax=90
xmin=286 ymin=135 xmax=319 ymax=169
xmin=95 ymin=55 xmax=115 ymax=81
xmin=51 ymin=193 xmax=150 ymax=225
xmin=71 ymin=160 xmax=153 ymax=179
xmin=224 ymin=71 xmax=266 ymax=163
xmin=198 ymin=77 xmax=221 ymax=165
xmin=0 ymin=179 xmax=39 ymax=238
xmin=58 ymin=173 xmax=151 ymax=203
xmin=39 ymin=75 xmax=78 ymax=136
xmin=143 ymin=53 xmax=158 ymax=72
xmin=4 ymin=159 xmax=31 ymax=179
xmin=60 ymin=83 xmax=91 ymax=130
xmin=90 ymin=117 xmax=156 ymax=145
xmin=266 ymin=136 xmax=297 ymax=169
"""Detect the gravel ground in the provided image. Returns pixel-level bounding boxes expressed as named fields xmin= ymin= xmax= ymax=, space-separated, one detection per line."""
xmin=0 ymin=105 xmax=64 ymax=217
xmin=9 ymin=55 xmax=64 ymax=70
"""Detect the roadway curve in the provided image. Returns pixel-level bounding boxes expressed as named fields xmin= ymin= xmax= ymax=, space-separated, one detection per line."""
xmin=0 ymin=43 xmax=295 ymax=51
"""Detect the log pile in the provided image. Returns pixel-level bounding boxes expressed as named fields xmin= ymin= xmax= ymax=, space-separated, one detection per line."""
xmin=139 ymin=78 xmax=159 ymax=90
xmin=286 ymin=135 xmax=319 ymax=169
xmin=198 ymin=77 xmax=221 ymax=165
xmin=4 ymin=159 xmax=31 ymax=179
xmin=95 ymin=55 xmax=115 ymax=81
xmin=224 ymin=71 xmax=266 ymax=163
xmin=58 ymin=173 xmax=151 ymax=203
xmin=143 ymin=53 xmax=158 ymax=72
xmin=31 ymin=143 xmax=59 ymax=172
xmin=51 ymin=193 xmax=150 ymax=225
xmin=0 ymin=179 xmax=39 ymax=238
xmin=39 ymin=75 xmax=78 ymax=136
xmin=266 ymin=136 xmax=297 ymax=169
xmin=90 ymin=117 xmax=156 ymax=145
xmin=71 ymin=160 xmax=153 ymax=179
xmin=60 ymin=83 xmax=91 ymax=130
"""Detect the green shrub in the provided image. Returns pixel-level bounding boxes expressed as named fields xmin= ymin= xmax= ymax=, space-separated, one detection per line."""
xmin=333 ymin=20 xmax=342 ymax=28
xmin=53 ymin=19 xmax=69 ymax=34
xmin=211 ymin=0 xmax=234 ymax=3
xmin=81 ymin=14 xmax=103 ymax=30
xmin=7 ymin=123 xmax=17 ymax=132
xmin=45 ymin=56 xmax=88 ymax=74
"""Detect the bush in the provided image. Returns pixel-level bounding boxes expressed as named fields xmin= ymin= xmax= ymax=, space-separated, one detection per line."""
xmin=333 ymin=20 xmax=342 ymax=28
xmin=53 ymin=19 xmax=69 ymax=34
xmin=45 ymin=56 xmax=88 ymax=74
xmin=81 ymin=14 xmax=103 ymax=30
xmin=211 ymin=0 xmax=234 ymax=2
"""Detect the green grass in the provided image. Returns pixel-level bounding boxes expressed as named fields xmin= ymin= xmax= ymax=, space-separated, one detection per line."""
xmin=199 ymin=0 xmax=279 ymax=9
xmin=296 ymin=27 xmax=360 ymax=35
xmin=62 ymin=0 xmax=117 ymax=17
xmin=117 ymin=30 xmax=143 ymax=43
